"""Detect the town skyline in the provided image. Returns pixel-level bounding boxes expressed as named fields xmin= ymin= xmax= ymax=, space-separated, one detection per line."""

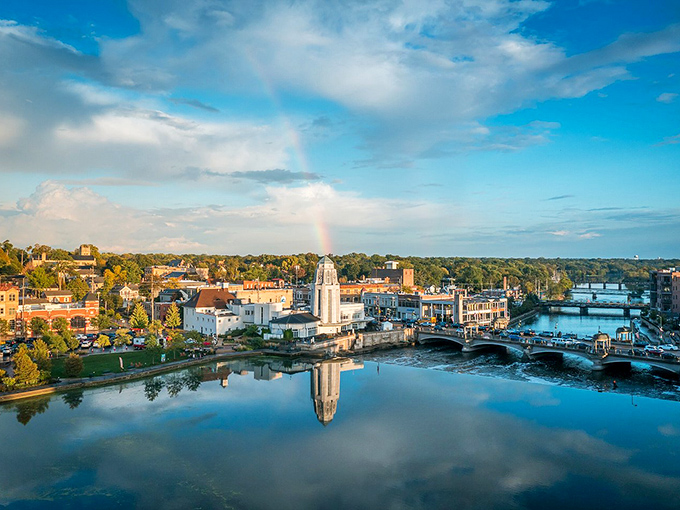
xmin=0 ymin=1 xmax=679 ymax=258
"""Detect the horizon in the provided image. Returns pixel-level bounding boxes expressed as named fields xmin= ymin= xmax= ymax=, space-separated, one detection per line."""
xmin=1 ymin=1 xmax=679 ymax=258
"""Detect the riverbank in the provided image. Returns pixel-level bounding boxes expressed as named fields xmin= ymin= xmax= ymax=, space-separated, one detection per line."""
xmin=0 ymin=348 xmax=303 ymax=404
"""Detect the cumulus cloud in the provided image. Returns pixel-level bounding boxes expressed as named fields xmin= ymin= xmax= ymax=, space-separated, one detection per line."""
xmin=1 ymin=0 xmax=677 ymax=175
xmin=656 ymin=92 xmax=678 ymax=103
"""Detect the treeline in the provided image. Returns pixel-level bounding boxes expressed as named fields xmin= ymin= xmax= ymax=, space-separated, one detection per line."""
xmin=1 ymin=240 xmax=677 ymax=293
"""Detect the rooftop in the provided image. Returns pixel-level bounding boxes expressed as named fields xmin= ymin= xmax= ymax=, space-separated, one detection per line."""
xmin=270 ymin=312 xmax=321 ymax=325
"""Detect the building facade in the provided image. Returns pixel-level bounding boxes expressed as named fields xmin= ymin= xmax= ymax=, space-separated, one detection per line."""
xmin=370 ymin=261 xmax=415 ymax=288
xmin=18 ymin=292 xmax=99 ymax=334
xmin=650 ymin=268 xmax=680 ymax=316
xmin=0 ymin=284 xmax=19 ymax=330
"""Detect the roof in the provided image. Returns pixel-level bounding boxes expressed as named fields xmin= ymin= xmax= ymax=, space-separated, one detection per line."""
xmin=317 ymin=255 xmax=334 ymax=266
xmin=270 ymin=312 xmax=321 ymax=325
xmin=83 ymin=292 xmax=99 ymax=302
xmin=0 ymin=283 xmax=18 ymax=291
xmin=43 ymin=290 xmax=73 ymax=297
xmin=166 ymin=271 xmax=187 ymax=279
xmin=183 ymin=289 xmax=236 ymax=310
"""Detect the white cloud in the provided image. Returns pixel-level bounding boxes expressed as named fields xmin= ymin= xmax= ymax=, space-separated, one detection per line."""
xmin=656 ymin=92 xmax=678 ymax=103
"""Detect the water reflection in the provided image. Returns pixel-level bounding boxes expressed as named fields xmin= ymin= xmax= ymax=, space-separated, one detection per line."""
xmin=195 ymin=357 xmax=364 ymax=425
xmin=0 ymin=357 xmax=679 ymax=509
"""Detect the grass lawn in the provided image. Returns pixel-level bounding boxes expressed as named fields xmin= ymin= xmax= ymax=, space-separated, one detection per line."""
xmin=51 ymin=349 xmax=188 ymax=378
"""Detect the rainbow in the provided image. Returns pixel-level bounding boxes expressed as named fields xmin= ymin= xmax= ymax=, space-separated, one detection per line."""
xmin=245 ymin=50 xmax=332 ymax=255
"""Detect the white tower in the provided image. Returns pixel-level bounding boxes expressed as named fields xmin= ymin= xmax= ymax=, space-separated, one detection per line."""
xmin=311 ymin=256 xmax=341 ymax=325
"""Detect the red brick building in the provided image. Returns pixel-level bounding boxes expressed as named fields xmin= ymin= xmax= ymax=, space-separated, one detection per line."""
xmin=18 ymin=292 xmax=100 ymax=335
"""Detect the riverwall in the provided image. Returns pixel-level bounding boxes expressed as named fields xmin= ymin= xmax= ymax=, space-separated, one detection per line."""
xmin=353 ymin=329 xmax=414 ymax=352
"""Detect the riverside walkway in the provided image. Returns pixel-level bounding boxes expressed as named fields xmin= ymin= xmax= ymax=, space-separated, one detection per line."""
xmin=415 ymin=327 xmax=680 ymax=375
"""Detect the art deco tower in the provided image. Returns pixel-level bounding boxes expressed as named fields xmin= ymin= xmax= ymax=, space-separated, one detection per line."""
xmin=311 ymin=256 xmax=341 ymax=325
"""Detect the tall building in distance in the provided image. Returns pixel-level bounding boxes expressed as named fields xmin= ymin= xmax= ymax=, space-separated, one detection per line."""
xmin=311 ymin=256 xmax=341 ymax=325
xmin=650 ymin=268 xmax=680 ymax=316
xmin=371 ymin=260 xmax=415 ymax=288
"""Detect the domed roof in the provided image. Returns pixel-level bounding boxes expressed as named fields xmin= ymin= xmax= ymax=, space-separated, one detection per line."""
xmin=592 ymin=332 xmax=610 ymax=341
xmin=616 ymin=326 xmax=631 ymax=334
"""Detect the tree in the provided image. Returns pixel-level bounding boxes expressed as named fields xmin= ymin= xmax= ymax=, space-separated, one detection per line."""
xmin=129 ymin=303 xmax=149 ymax=330
xmin=29 ymin=317 xmax=49 ymax=337
xmin=148 ymin=319 xmax=163 ymax=336
xmin=66 ymin=277 xmax=90 ymax=301
xmin=30 ymin=339 xmax=52 ymax=374
xmin=44 ymin=331 xmax=68 ymax=357
xmin=114 ymin=328 xmax=132 ymax=347
xmin=164 ymin=303 xmax=181 ymax=329
xmin=62 ymin=389 xmax=84 ymax=409
xmin=13 ymin=344 xmax=40 ymax=386
xmin=93 ymin=314 xmax=112 ymax=330
xmin=51 ymin=317 xmax=70 ymax=334
xmin=97 ymin=334 xmax=111 ymax=349
xmin=53 ymin=259 xmax=77 ymax=290
xmin=145 ymin=333 xmax=160 ymax=350
xmin=27 ymin=266 xmax=56 ymax=294
xmin=0 ymin=318 xmax=9 ymax=337
xmin=61 ymin=329 xmax=80 ymax=351
xmin=64 ymin=353 xmax=84 ymax=378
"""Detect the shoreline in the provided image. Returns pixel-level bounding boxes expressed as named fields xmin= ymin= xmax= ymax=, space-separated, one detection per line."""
xmin=0 ymin=348 xmax=308 ymax=404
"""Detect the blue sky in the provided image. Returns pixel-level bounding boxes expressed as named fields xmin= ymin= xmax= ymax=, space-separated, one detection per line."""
xmin=0 ymin=0 xmax=678 ymax=257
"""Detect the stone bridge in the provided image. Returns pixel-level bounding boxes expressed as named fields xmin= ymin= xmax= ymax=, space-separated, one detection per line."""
xmin=541 ymin=300 xmax=646 ymax=317
xmin=415 ymin=327 xmax=680 ymax=375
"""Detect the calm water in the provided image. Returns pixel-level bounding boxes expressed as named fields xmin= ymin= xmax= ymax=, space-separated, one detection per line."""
xmin=1 ymin=354 xmax=679 ymax=510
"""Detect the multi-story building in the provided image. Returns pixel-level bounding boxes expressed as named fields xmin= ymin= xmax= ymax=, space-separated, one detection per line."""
xmin=0 ymin=283 xmax=19 ymax=330
xmin=650 ymin=268 xmax=680 ymax=316
xmin=362 ymin=290 xmax=507 ymax=327
xmin=370 ymin=261 xmax=415 ymax=288
xmin=18 ymin=292 xmax=99 ymax=335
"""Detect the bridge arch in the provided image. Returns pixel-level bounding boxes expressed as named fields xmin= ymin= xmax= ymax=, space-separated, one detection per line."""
xmin=417 ymin=333 xmax=465 ymax=347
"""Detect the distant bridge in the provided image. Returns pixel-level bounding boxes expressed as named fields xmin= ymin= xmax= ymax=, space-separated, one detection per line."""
xmin=414 ymin=327 xmax=680 ymax=375
xmin=541 ymin=300 xmax=647 ymax=317
xmin=573 ymin=281 xmax=650 ymax=290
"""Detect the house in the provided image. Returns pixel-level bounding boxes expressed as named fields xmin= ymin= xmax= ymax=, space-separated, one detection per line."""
xmin=110 ymin=284 xmax=140 ymax=307
xmin=269 ymin=312 xmax=321 ymax=340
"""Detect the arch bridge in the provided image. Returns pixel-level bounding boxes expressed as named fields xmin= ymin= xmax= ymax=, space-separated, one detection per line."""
xmin=414 ymin=327 xmax=680 ymax=375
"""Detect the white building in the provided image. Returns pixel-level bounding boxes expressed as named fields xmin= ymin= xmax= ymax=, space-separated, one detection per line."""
xmin=311 ymin=256 xmax=341 ymax=325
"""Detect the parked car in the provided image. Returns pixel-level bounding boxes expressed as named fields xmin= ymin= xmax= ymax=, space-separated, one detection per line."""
xmin=133 ymin=337 xmax=146 ymax=350
xmin=659 ymin=344 xmax=679 ymax=351
xmin=80 ymin=339 xmax=93 ymax=349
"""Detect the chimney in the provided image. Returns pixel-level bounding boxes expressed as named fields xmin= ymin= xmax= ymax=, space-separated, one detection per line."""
xmin=503 ymin=276 xmax=508 ymax=290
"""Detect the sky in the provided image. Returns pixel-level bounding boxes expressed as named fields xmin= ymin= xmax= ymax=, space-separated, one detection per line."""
xmin=0 ymin=0 xmax=678 ymax=258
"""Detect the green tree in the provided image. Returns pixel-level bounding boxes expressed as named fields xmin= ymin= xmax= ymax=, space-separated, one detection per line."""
xmin=27 ymin=266 xmax=56 ymax=293
xmin=0 ymin=318 xmax=9 ymax=337
xmin=114 ymin=328 xmax=132 ymax=347
xmin=148 ymin=319 xmax=164 ymax=336
xmin=93 ymin=314 xmax=112 ymax=330
xmin=145 ymin=332 xmax=160 ymax=350
xmin=30 ymin=339 xmax=52 ymax=374
xmin=97 ymin=334 xmax=111 ymax=349
xmin=164 ymin=303 xmax=181 ymax=329
xmin=13 ymin=344 xmax=40 ymax=386
xmin=64 ymin=353 xmax=84 ymax=378
xmin=51 ymin=317 xmax=70 ymax=334
xmin=129 ymin=303 xmax=149 ymax=330
xmin=43 ymin=331 xmax=68 ymax=357
xmin=66 ymin=277 xmax=90 ymax=301
xmin=61 ymin=329 xmax=80 ymax=352
xmin=29 ymin=317 xmax=49 ymax=337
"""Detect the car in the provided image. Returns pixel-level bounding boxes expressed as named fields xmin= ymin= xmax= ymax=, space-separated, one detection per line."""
xmin=508 ymin=334 xmax=521 ymax=341
xmin=1 ymin=345 xmax=13 ymax=356
xmin=661 ymin=353 xmax=676 ymax=360
xmin=80 ymin=339 xmax=93 ymax=349
xmin=539 ymin=331 xmax=554 ymax=338
xmin=76 ymin=333 xmax=87 ymax=341
xmin=132 ymin=337 xmax=146 ymax=350
xmin=632 ymin=349 xmax=645 ymax=356
xmin=659 ymin=344 xmax=679 ymax=351
xmin=573 ymin=342 xmax=589 ymax=350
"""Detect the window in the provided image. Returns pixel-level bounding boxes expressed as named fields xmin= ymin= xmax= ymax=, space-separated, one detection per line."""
xmin=0 ymin=295 xmax=3 ymax=301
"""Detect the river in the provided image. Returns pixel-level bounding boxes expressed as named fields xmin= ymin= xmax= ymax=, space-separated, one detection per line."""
xmin=1 ymin=352 xmax=679 ymax=509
